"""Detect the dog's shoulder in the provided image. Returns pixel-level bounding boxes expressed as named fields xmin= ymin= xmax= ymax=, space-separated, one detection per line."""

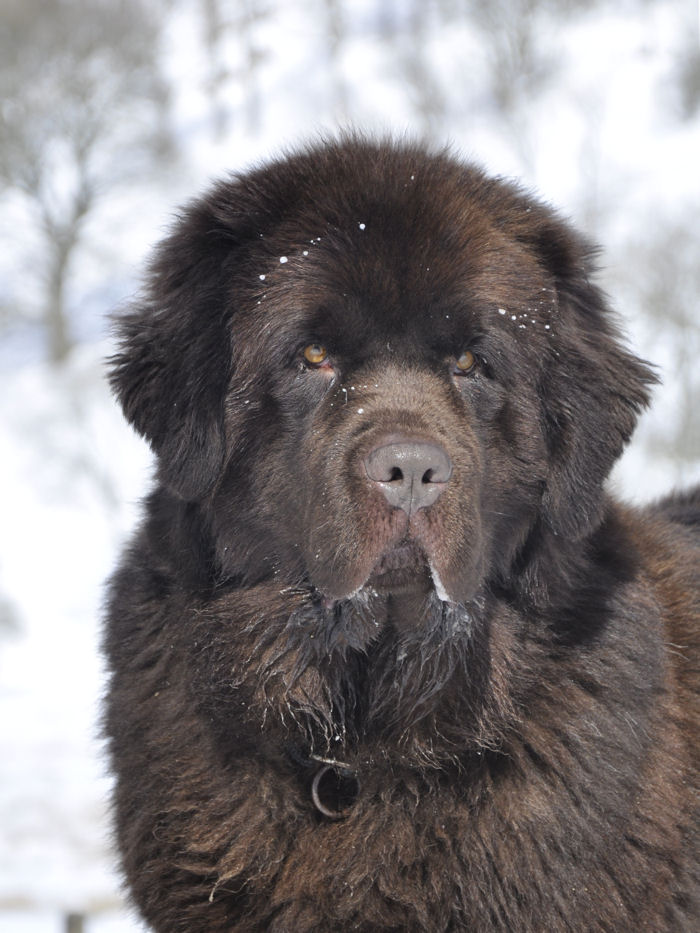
xmin=616 ymin=492 xmax=700 ymax=692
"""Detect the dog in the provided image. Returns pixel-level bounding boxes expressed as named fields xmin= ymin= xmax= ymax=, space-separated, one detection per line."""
xmin=104 ymin=137 xmax=699 ymax=931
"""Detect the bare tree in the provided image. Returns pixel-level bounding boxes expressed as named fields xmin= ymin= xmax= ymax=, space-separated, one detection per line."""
xmin=323 ymin=0 xmax=350 ymax=121
xmin=199 ymin=0 xmax=268 ymax=139
xmin=201 ymin=0 xmax=233 ymax=138
xmin=0 ymin=0 xmax=173 ymax=365
xmin=633 ymin=216 xmax=700 ymax=472
xmin=401 ymin=0 xmax=447 ymax=135
xmin=468 ymin=0 xmax=595 ymax=170
xmin=0 ymin=586 xmax=20 ymax=639
xmin=669 ymin=4 xmax=700 ymax=122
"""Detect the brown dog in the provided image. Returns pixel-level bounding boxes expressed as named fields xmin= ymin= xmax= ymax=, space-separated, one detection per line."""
xmin=105 ymin=138 xmax=699 ymax=931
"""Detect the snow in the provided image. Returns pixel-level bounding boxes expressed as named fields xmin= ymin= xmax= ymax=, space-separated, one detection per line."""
xmin=0 ymin=348 xmax=152 ymax=929
xmin=0 ymin=910 xmax=145 ymax=933
xmin=429 ymin=565 xmax=452 ymax=605
xmin=1 ymin=0 xmax=699 ymax=929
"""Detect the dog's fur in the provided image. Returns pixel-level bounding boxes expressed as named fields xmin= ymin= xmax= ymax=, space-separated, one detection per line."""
xmin=105 ymin=138 xmax=699 ymax=931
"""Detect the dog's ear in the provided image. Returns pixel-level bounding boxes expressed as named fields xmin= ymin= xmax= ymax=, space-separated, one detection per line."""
xmin=524 ymin=214 xmax=656 ymax=538
xmin=109 ymin=197 xmax=240 ymax=501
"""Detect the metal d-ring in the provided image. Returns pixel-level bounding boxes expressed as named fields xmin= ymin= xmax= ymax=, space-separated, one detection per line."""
xmin=311 ymin=762 xmax=360 ymax=819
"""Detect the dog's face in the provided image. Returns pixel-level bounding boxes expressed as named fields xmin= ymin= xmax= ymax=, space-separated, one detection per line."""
xmin=218 ymin=200 xmax=555 ymax=609
xmin=111 ymin=139 xmax=654 ymax=617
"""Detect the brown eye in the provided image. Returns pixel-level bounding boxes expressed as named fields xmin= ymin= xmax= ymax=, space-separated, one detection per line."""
xmin=303 ymin=343 xmax=328 ymax=365
xmin=455 ymin=350 xmax=477 ymax=373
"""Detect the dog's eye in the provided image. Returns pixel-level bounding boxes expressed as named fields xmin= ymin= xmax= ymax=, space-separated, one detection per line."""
xmin=455 ymin=350 xmax=477 ymax=374
xmin=303 ymin=344 xmax=328 ymax=365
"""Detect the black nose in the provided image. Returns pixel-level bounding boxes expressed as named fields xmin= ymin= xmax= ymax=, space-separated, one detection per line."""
xmin=364 ymin=440 xmax=452 ymax=515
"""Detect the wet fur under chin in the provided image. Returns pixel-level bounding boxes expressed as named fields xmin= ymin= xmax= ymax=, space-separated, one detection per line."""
xmin=191 ymin=584 xmax=507 ymax=772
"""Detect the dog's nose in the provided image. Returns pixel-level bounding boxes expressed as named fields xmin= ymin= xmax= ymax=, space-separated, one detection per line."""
xmin=364 ymin=440 xmax=452 ymax=514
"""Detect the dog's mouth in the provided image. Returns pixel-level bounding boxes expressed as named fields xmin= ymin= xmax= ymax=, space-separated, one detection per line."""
xmin=366 ymin=540 xmax=432 ymax=597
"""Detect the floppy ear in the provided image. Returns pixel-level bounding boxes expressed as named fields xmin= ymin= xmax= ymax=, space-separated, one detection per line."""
xmin=109 ymin=199 xmax=237 ymax=501
xmin=527 ymin=217 xmax=656 ymax=538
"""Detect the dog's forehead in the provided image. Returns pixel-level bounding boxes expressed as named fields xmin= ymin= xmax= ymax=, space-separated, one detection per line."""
xmin=238 ymin=182 xmax=550 ymax=352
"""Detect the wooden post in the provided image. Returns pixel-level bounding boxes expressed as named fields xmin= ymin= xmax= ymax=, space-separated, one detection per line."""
xmin=65 ymin=914 xmax=85 ymax=933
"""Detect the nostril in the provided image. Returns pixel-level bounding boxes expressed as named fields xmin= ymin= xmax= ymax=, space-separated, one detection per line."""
xmin=364 ymin=439 xmax=452 ymax=514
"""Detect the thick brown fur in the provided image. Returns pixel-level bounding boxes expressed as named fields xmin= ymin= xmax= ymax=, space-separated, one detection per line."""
xmin=104 ymin=137 xmax=699 ymax=932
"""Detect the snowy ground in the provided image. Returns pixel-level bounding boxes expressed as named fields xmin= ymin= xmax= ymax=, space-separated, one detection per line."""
xmin=0 ymin=349 xmax=151 ymax=930
xmin=0 ymin=910 xmax=144 ymax=933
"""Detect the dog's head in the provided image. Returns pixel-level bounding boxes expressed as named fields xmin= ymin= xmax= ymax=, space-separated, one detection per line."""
xmin=110 ymin=138 xmax=654 ymax=611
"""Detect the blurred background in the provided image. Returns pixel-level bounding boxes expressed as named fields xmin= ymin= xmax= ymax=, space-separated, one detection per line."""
xmin=0 ymin=0 xmax=698 ymax=929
